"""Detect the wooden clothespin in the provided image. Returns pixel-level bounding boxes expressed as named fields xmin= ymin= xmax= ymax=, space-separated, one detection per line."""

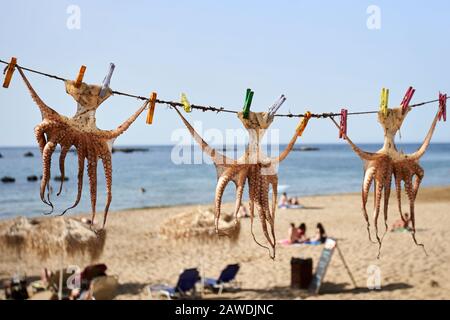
xmin=99 ymin=63 xmax=115 ymax=98
xmin=181 ymin=93 xmax=191 ymax=113
xmin=146 ymin=92 xmax=158 ymax=125
xmin=296 ymin=111 xmax=312 ymax=136
xmin=380 ymin=88 xmax=389 ymax=117
xmin=268 ymin=95 xmax=286 ymax=117
xmin=339 ymin=109 xmax=348 ymax=139
xmin=439 ymin=92 xmax=447 ymax=122
xmin=2 ymin=57 xmax=17 ymax=88
xmin=243 ymin=88 xmax=254 ymax=119
xmin=74 ymin=65 xmax=86 ymax=88
xmin=401 ymin=86 xmax=415 ymax=114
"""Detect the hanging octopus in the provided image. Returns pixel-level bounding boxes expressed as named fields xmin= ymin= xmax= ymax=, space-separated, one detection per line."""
xmin=174 ymin=107 xmax=303 ymax=259
xmin=17 ymin=67 xmax=149 ymax=228
xmin=332 ymin=106 xmax=440 ymax=255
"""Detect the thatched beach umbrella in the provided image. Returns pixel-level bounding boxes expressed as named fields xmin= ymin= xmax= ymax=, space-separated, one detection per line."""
xmin=0 ymin=216 xmax=106 ymax=299
xmin=0 ymin=216 xmax=105 ymax=261
xmin=159 ymin=208 xmax=240 ymax=295
xmin=159 ymin=208 xmax=240 ymax=243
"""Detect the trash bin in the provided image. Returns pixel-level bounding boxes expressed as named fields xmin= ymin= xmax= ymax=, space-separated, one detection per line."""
xmin=291 ymin=257 xmax=313 ymax=289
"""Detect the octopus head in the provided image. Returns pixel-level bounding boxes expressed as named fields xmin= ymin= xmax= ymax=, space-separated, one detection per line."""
xmin=65 ymin=80 xmax=112 ymax=112
xmin=377 ymin=106 xmax=409 ymax=138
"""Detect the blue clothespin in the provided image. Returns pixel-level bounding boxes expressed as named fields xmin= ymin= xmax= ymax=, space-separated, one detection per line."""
xmin=99 ymin=63 xmax=115 ymax=98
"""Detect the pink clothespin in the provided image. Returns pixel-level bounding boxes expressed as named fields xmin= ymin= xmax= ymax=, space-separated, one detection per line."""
xmin=401 ymin=86 xmax=415 ymax=114
xmin=339 ymin=108 xmax=348 ymax=139
xmin=439 ymin=92 xmax=447 ymax=122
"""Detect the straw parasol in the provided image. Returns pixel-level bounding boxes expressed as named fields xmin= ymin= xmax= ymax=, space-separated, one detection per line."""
xmin=0 ymin=216 xmax=106 ymax=299
xmin=0 ymin=216 xmax=106 ymax=261
xmin=159 ymin=208 xmax=240 ymax=243
xmin=159 ymin=208 xmax=240 ymax=295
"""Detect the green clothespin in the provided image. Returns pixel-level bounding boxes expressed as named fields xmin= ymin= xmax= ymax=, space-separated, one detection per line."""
xmin=243 ymin=88 xmax=254 ymax=119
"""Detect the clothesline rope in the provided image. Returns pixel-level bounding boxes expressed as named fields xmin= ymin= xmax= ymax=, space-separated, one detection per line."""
xmin=1 ymin=59 xmax=447 ymax=119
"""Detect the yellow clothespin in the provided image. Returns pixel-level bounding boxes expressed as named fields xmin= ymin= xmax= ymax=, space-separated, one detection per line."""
xmin=181 ymin=93 xmax=191 ymax=113
xmin=2 ymin=57 xmax=17 ymax=88
xmin=296 ymin=111 xmax=312 ymax=136
xmin=74 ymin=65 xmax=86 ymax=88
xmin=380 ymin=88 xmax=389 ymax=117
xmin=146 ymin=92 xmax=157 ymax=125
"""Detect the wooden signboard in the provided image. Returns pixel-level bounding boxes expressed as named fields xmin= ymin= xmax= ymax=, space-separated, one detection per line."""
xmin=308 ymin=238 xmax=337 ymax=294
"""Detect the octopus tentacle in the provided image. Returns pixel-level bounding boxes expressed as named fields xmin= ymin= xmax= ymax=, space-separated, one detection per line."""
xmin=248 ymin=170 xmax=271 ymax=253
xmin=87 ymin=154 xmax=98 ymax=225
xmin=214 ymin=165 xmax=240 ymax=235
xmin=373 ymin=178 xmax=384 ymax=257
xmin=330 ymin=117 xmax=379 ymax=161
xmin=34 ymin=124 xmax=48 ymax=155
xmin=256 ymin=170 xmax=276 ymax=259
xmin=262 ymin=175 xmax=277 ymax=257
xmin=100 ymin=152 xmax=113 ymax=228
xmin=107 ymin=100 xmax=149 ymax=139
xmin=272 ymin=130 xmax=300 ymax=164
xmin=17 ymin=67 xmax=60 ymax=120
xmin=61 ymin=149 xmax=85 ymax=215
xmin=40 ymin=141 xmax=56 ymax=213
xmin=57 ymin=144 xmax=71 ymax=196
xmin=362 ymin=166 xmax=376 ymax=243
xmin=394 ymin=175 xmax=405 ymax=222
xmin=412 ymin=166 xmax=424 ymax=200
xmin=173 ymin=106 xmax=235 ymax=166
xmin=404 ymin=177 xmax=426 ymax=253
xmin=407 ymin=110 xmax=440 ymax=161
xmin=382 ymin=175 xmax=392 ymax=238
xmin=268 ymin=175 xmax=278 ymax=225
xmin=233 ymin=168 xmax=248 ymax=226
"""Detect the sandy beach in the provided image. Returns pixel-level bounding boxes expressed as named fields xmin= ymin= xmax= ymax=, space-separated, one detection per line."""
xmin=1 ymin=186 xmax=449 ymax=300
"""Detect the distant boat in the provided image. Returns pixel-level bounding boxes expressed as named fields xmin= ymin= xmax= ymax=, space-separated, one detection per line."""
xmin=293 ymin=147 xmax=320 ymax=152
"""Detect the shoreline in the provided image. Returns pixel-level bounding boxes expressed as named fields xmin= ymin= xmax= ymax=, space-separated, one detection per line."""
xmin=1 ymin=185 xmax=449 ymax=221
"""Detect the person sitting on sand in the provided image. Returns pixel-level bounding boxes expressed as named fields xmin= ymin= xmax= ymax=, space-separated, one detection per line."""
xmin=279 ymin=193 xmax=303 ymax=209
xmin=279 ymin=193 xmax=289 ymax=208
xmin=307 ymin=223 xmax=327 ymax=244
xmin=288 ymin=223 xmax=299 ymax=244
xmin=391 ymin=213 xmax=411 ymax=232
xmin=237 ymin=204 xmax=250 ymax=218
xmin=290 ymin=197 xmax=300 ymax=206
xmin=296 ymin=223 xmax=308 ymax=243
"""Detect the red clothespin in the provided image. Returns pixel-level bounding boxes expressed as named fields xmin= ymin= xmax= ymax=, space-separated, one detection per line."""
xmin=439 ymin=92 xmax=447 ymax=122
xmin=401 ymin=86 xmax=415 ymax=114
xmin=2 ymin=57 xmax=17 ymax=88
xmin=74 ymin=65 xmax=86 ymax=88
xmin=146 ymin=92 xmax=157 ymax=125
xmin=339 ymin=109 xmax=348 ymax=139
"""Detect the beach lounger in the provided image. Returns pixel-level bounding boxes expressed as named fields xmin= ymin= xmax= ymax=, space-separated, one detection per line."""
xmin=203 ymin=264 xmax=240 ymax=295
xmin=147 ymin=268 xmax=200 ymax=300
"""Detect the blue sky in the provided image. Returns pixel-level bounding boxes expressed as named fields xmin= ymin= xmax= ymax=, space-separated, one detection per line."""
xmin=0 ymin=0 xmax=449 ymax=146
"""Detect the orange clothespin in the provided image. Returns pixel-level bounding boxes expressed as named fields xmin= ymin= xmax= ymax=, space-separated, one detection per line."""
xmin=146 ymin=92 xmax=158 ymax=125
xmin=2 ymin=57 xmax=17 ymax=88
xmin=74 ymin=65 xmax=86 ymax=88
xmin=296 ymin=111 xmax=312 ymax=136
